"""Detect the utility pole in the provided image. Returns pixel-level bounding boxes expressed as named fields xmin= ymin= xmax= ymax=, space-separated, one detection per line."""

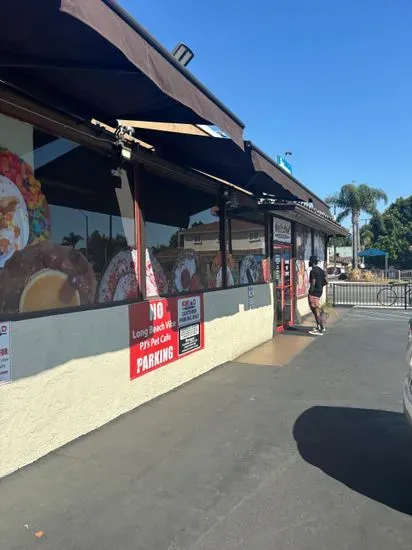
xmin=333 ymin=205 xmax=337 ymax=269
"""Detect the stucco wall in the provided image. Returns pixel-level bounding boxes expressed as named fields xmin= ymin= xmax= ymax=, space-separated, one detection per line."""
xmin=0 ymin=284 xmax=273 ymax=478
xmin=297 ymin=296 xmax=311 ymax=318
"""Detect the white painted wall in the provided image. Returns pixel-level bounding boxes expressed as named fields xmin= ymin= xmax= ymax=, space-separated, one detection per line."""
xmin=0 ymin=284 xmax=274 ymax=478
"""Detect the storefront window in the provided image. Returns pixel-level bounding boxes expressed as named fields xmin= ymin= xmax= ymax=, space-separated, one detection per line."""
xmin=143 ymin=171 xmax=221 ymax=296
xmin=227 ymin=216 xmax=265 ymax=286
xmin=295 ymin=223 xmax=312 ymax=297
xmin=0 ymin=113 xmax=136 ymax=316
xmin=313 ymin=230 xmax=325 ymax=269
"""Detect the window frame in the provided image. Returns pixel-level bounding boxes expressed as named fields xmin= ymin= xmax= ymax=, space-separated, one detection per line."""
xmin=248 ymin=230 xmax=260 ymax=242
xmin=225 ymin=213 xmax=266 ymax=289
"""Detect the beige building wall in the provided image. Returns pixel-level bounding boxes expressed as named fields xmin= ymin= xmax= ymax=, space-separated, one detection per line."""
xmin=184 ymin=233 xmax=220 ymax=253
xmin=183 ymin=229 xmax=265 ymax=254
xmin=231 ymin=230 xmax=265 ymax=253
xmin=1 ymin=284 xmax=274 ymax=479
xmin=297 ymin=296 xmax=311 ymax=318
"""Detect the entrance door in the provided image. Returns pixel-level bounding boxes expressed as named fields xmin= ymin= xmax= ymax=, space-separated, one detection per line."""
xmin=273 ymin=245 xmax=294 ymax=331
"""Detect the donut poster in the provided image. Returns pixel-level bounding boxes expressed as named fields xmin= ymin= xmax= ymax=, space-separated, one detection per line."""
xmin=129 ymin=294 xmax=204 ymax=380
xmin=0 ymin=144 xmax=141 ymax=315
xmin=295 ymin=224 xmax=312 ymax=298
xmin=0 ymin=148 xmax=100 ymax=315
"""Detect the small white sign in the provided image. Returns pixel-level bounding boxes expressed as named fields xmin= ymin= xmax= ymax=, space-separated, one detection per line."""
xmin=0 ymin=322 xmax=11 ymax=385
xmin=248 ymin=286 xmax=255 ymax=309
xmin=178 ymin=296 xmax=201 ymax=327
xmin=273 ymin=217 xmax=292 ymax=244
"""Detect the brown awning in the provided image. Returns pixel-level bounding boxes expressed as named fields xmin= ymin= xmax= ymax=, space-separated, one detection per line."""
xmin=248 ymin=144 xmax=329 ymax=215
xmin=125 ymin=127 xmax=298 ymax=200
xmin=127 ymin=126 xmax=331 ymax=214
xmin=0 ymin=0 xmax=244 ymax=147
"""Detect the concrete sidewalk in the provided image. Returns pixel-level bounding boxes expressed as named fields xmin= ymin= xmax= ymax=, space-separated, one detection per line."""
xmin=1 ymin=308 xmax=411 ymax=550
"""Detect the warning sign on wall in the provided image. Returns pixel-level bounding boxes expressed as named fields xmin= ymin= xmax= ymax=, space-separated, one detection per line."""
xmin=0 ymin=322 xmax=11 ymax=385
xmin=129 ymin=295 xmax=204 ymax=380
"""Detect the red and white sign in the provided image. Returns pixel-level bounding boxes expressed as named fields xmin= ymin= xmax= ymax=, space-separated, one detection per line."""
xmin=0 ymin=322 xmax=11 ymax=385
xmin=129 ymin=295 xmax=204 ymax=380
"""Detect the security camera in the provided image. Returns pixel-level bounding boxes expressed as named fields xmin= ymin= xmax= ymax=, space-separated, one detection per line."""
xmin=124 ymin=126 xmax=135 ymax=137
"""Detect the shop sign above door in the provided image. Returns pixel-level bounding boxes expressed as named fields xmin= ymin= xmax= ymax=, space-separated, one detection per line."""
xmin=273 ymin=217 xmax=292 ymax=244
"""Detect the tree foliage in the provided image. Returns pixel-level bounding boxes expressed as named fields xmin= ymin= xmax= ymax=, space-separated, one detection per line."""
xmin=61 ymin=232 xmax=83 ymax=248
xmin=362 ymin=196 xmax=412 ymax=268
xmin=326 ymin=183 xmax=387 ymax=267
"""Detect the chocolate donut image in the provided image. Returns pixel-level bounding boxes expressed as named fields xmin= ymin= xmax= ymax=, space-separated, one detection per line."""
xmin=0 ymin=242 xmax=96 ymax=314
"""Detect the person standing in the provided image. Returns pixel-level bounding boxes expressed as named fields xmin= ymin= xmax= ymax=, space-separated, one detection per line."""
xmin=308 ymin=256 xmax=327 ymax=335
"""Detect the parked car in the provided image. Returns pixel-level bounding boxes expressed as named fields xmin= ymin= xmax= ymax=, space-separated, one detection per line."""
xmin=327 ymin=267 xmax=347 ymax=280
xmin=402 ymin=319 xmax=412 ymax=426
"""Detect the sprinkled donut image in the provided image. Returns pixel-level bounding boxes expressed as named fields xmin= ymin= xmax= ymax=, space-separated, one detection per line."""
xmin=98 ymin=249 xmax=139 ymax=303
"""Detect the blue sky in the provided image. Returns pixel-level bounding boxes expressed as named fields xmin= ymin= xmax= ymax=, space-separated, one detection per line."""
xmin=119 ymin=0 xmax=411 ymax=214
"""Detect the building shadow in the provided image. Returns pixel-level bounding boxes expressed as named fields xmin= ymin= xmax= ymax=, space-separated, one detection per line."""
xmin=293 ymin=406 xmax=412 ymax=515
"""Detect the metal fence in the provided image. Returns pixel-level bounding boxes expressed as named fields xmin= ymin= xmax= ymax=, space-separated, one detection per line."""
xmin=329 ymin=282 xmax=412 ymax=309
xmin=370 ymin=269 xmax=412 ymax=281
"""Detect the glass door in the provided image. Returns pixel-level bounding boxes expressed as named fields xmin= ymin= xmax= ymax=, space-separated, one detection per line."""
xmin=273 ymin=245 xmax=294 ymax=331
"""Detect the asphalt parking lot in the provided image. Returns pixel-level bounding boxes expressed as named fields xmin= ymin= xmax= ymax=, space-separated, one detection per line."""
xmin=0 ymin=308 xmax=411 ymax=549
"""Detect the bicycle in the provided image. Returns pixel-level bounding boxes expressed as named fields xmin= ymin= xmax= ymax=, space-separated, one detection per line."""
xmin=376 ymin=282 xmax=412 ymax=307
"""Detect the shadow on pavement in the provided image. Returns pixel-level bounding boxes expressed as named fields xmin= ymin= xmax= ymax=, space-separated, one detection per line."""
xmin=283 ymin=326 xmax=315 ymax=338
xmin=293 ymin=406 xmax=412 ymax=515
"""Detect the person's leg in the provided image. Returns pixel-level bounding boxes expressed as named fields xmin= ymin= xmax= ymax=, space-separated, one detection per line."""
xmin=308 ymin=297 xmax=317 ymax=328
xmin=308 ymin=296 xmax=323 ymax=333
xmin=314 ymin=306 xmax=324 ymax=331
xmin=309 ymin=305 xmax=318 ymax=327
xmin=319 ymin=306 xmax=328 ymax=329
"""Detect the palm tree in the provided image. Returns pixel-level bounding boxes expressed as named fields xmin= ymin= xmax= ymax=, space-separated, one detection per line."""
xmin=360 ymin=224 xmax=374 ymax=248
xmin=326 ymin=183 xmax=387 ymax=268
xmin=61 ymin=232 xmax=83 ymax=248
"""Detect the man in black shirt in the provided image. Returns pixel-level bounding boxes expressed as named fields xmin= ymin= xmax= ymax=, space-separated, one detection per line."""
xmin=308 ymin=256 xmax=327 ymax=335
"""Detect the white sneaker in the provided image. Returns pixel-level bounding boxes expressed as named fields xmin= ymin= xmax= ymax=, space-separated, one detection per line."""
xmin=309 ymin=328 xmax=321 ymax=335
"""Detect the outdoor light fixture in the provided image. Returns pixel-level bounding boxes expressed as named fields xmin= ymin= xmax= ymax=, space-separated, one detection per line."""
xmin=120 ymin=145 xmax=132 ymax=161
xmin=172 ymin=43 xmax=194 ymax=67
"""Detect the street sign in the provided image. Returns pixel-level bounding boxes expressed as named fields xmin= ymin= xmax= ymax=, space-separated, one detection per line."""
xmin=277 ymin=156 xmax=292 ymax=175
